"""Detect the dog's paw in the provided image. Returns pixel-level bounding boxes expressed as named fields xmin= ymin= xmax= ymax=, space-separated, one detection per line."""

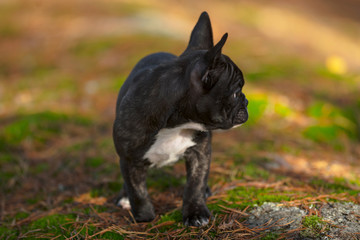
xmin=183 ymin=204 xmax=211 ymax=227
xmin=134 ymin=210 xmax=156 ymax=222
xmin=133 ymin=201 xmax=156 ymax=223
xmin=117 ymin=197 xmax=131 ymax=210
xmin=184 ymin=215 xmax=210 ymax=227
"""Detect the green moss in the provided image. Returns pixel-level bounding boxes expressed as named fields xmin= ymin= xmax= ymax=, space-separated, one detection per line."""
xmin=158 ymin=209 xmax=182 ymax=224
xmin=154 ymin=210 xmax=182 ymax=232
xmin=1 ymin=112 xmax=92 ymax=147
xmin=30 ymin=214 xmax=76 ymax=237
xmin=239 ymin=163 xmax=270 ymax=180
xmin=99 ymin=232 xmax=125 ymax=240
xmin=301 ymin=215 xmax=329 ymax=238
xmin=261 ymin=232 xmax=280 ymax=240
xmin=85 ymin=157 xmax=104 ymax=168
xmin=15 ymin=211 xmax=30 ymax=220
xmin=226 ymin=187 xmax=294 ymax=209
xmin=310 ymin=177 xmax=359 ymax=195
xmin=0 ymin=226 xmax=18 ymax=239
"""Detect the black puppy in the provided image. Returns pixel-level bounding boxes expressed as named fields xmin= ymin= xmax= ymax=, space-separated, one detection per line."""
xmin=113 ymin=12 xmax=248 ymax=227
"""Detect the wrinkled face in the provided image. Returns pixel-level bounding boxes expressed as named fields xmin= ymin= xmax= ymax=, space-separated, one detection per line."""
xmin=194 ymin=55 xmax=248 ymax=130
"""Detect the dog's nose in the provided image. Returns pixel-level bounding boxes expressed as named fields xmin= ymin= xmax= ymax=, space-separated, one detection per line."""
xmin=240 ymin=93 xmax=248 ymax=107
xmin=244 ymin=98 xmax=248 ymax=107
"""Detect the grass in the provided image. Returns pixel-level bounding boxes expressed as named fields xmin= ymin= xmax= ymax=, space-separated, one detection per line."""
xmin=86 ymin=157 xmax=105 ymax=168
xmin=0 ymin=111 xmax=92 ymax=147
xmin=155 ymin=209 xmax=183 ymax=232
xmin=310 ymin=177 xmax=360 ymax=196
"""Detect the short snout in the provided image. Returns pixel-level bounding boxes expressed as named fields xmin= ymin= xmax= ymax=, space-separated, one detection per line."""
xmin=235 ymin=108 xmax=248 ymax=124
xmin=243 ymin=97 xmax=248 ymax=108
xmin=234 ymin=94 xmax=248 ymax=125
xmin=240 ymin=93 xmax=248 ymax=108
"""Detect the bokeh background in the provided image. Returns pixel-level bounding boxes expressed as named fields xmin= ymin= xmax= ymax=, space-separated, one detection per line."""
xmin=1 ymin=0 xmax=359 ymax=238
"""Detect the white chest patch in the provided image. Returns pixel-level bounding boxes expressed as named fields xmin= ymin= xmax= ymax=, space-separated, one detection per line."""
xmin=144 ymin=122 xmax=206 ymax=168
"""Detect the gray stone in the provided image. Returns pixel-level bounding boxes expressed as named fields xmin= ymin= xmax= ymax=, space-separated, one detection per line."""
xmin=244 ymin=202 xmax=360 ymax=239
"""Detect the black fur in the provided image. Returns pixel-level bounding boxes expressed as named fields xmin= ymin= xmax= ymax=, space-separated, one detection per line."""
xmin=113 ymin=11 xmax=248 ymax=226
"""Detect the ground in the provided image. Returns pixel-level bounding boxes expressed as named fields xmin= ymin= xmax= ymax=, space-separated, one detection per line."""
xmin=0 ymin=0 xmax=360 ymax=239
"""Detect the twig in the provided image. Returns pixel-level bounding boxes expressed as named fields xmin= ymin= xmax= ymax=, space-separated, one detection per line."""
xmin=67 ymin=219 xmax=89 ymax=240
xmin=218 ymin=205 xmax=249 ymax=216
xmin=147 ymin=221 xmax=175 ymax=232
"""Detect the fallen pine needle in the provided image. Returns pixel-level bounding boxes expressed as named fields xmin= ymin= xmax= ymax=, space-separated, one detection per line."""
xmin=218 ymin=205 xmax=249 ymax=216
xmin=147 ymin=221 xmax=175 ymax=232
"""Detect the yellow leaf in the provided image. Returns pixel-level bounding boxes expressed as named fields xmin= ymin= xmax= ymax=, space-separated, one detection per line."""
xmin=325 ymin=55 xmax=347 ymax=75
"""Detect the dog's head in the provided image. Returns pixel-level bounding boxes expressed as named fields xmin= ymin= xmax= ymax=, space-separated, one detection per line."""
xmin=182 ymin=12 xmax=248 ymax=130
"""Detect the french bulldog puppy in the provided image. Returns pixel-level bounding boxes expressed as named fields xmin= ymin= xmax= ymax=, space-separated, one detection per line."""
xmin=113 ymin=11 xmax=248 ymax=227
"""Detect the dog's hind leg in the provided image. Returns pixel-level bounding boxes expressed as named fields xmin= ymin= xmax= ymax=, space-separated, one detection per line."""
xmin=205 ymin=185 xmax=212 ymax=199
xmin=116 ymin=183 xmax=131 ymax=210
xmin=120 ymin=157 xmax=155 ymax=222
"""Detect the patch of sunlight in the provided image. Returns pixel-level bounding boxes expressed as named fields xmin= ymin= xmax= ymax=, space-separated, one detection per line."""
xmin=326 ymin=55 xmax=347 ymax=75
xmin=15 ymin=91 xmax=33 ymax=106
xmin=250 ymin=5 xmax=360 ymax=71
xmin=282 ymin=154 xmax=359 ymax=182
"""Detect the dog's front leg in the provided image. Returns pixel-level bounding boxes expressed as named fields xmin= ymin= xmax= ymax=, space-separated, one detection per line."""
xmin=182 ymin=131 xmax=212 ymax=227
xmin=120 ymin=157 xmax=155 ymax=222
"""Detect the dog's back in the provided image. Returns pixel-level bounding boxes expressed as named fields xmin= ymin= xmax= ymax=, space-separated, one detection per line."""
xmin=116 ymin=52 xmax=177 ymax=107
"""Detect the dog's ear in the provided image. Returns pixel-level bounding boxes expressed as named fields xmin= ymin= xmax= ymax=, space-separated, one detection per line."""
xmin=205 ymin=33 xmax=228 ymax=66
xmin=200 ymin=33 xmax=228 ymax=90
xmin=183 ymin=12 xmax=213 ymax=53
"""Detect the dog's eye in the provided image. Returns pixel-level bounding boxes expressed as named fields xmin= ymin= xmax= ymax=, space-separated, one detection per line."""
xmin=205 ymin=75 xmax=210 ymax=83
xmin=233 ymin=93 xmax=237 ymax=99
